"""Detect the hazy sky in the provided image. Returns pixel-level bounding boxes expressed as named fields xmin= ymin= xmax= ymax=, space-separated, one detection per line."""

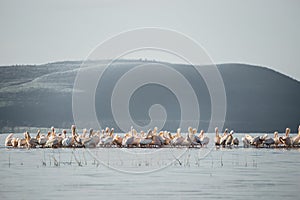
xmin=1 ymin=0 xmax=300 ymax=80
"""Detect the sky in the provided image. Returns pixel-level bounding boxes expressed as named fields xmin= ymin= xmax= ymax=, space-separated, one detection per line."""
xmin=0 ymin=0 xmax=300 ymax=81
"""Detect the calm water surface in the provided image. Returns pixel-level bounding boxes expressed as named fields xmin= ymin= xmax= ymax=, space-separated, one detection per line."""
xmin=0 ymin=133 xmax=299 ymax=200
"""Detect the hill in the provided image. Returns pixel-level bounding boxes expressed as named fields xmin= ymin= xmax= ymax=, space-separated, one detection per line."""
xmin=0 ymin=60 xmax=299 ymax=133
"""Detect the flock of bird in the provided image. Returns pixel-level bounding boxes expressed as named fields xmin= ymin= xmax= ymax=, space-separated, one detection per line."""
xmin=4 ymin=125 xmax=300 ymax=149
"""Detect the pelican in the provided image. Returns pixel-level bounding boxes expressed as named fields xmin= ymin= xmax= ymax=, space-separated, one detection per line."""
xmin=251 ymin=135 xmax=264 ymax=147
xmin=199 ymin=130 xmax=210 ymax=147
xmin=62 ymin=127 xmax=76 ymax=147
xmin=25 ymin=131 xmax=38 ymax=148
xmin=17 ymin=132 xmax=27 ymax=148
xmin=242 ymin=134 xmax=253 ymax=147
xmin=263 ymin=134 xmax=275 ymax=147
xmin=192 ymin=128 xmax=202 ymax=146
xmin=11 ymin=137 xmax=18 ymax=147
xmin=214 ymin=127 xmax=221 ymax=146
xmin=36 ymin=130 xmax=47 ymax=147
xmin=225 ymin=130 xmax=234 ymax=146
xmin=76 ymin=129 xmax=100 ymax=148
xmin=100 ymin=128 xmax=114 ymax=147
xmin=232 ymin=137 xmax=239 ymax=147
xmin=91 ymin=129 xmax=100 ymax=146
xmin=220 ymin=128 xmax=229 ymax=146
xmin=132 ymin=128 xmax=142 ymax=146
xmin=122 ymin=133 xmax=136 ymax=147
xmin=187 ymin=127 xmax=200 ymax=146
xmin=151 ymin=134 xmax=163 ymax=147
xmin=5 ymin=133 xmax=14 ymax=147
xmin=171 ymin=128 xmax=185 ymax=146
xmin=161 ymin=131 xmax=172 ymax=145
xmin=273 ymin=131 xmax=281 ymax=147
xmin=280 ymin=128 xmax=292 ymax=147
xmin=62 ymin=135 xmax=74 ymax=147
xmin=56 ymin=129 xmax=67 ymax=148
xmin=292 ymin=125 xmax=300 ymax=146
xmin=112 ymin=134 xmax=123 ymax=147
xmin=50 ymin=126 xmax=56 ymax=137
xmin=45 ymin=129 xmax=59 ymax=148
xmin=139 ymin=130 xmax=153 ymax=147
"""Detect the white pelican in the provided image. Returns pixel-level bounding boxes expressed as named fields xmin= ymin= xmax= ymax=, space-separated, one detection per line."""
xmin=62 ymin=135 xmax=74 ymax=147
xmin=273 ymin=131 xmax=281 ymax=147
xmin=17 ymin=132 xmax=27 ymax=148
xmin=280 ymin=128 xmax=292 ymax=147
xmin=100 ymin=128 xmax=114 ymax=147
xmin=76 ymin=129 xmax=100 ymax=148
xmin=263 ymin=134 xmax=275 ymax=147
xmin=220 ymin=128 xmax=229 ymax=146
xmin=160 ymin=131 xmax=172 ymax=145
xmin=171 ymin=128 xmax=185 ymax=146
xmin=251 ymin=135 xmax=263 ymax=147
xmin=122 ymin=133 xmax=136 ymax=147
xmin=199 ymin=130 xmax=210 ymax=147
xmin=242 ymin=134 xmax=254 ymax=147
xmin=50 ymin=126 xmax=56 ymax=138
xmin=112 ymin=134 xmax=123 ymax=147
xmin=5 ymin=133 xmax=14 ymax=147
xmin=214 ymin=127 xmax=221 ymax=146
xmin=192 ymin=128 xmax=201 ymax=146
xmin=182 ymin=127 xmax=197 ymax=147
xmin=62 ymin=127 xmax=76 ymax=147
xmin=232 ymin=137 xmax=239 ymax=147
xmin=292 ymin=125 xmax=300 ymax=146
xmin=139 ymin=130 xmax=153 ymax=147
xmin=225 ymin=130 xmax=234 ymax=146
xmin=45 ymin=130 xmax=59 ymax=148
xmin=151 ymin=135 xmax=163 ymax=147
xmin=11 ymin=137 xmax=18 ymax=147
xmin=36 ymin=130 xmax=47 ymax=147
xmin=25 ymin=131 xmax=38 ymax=148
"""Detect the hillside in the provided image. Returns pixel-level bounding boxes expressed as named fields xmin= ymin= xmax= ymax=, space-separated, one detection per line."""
xmin=0 ymin=60 xmax=299 ymax=133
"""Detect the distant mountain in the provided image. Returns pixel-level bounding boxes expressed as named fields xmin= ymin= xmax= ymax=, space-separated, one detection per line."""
xmin=0 ymin=60 xmax=299 ymax=133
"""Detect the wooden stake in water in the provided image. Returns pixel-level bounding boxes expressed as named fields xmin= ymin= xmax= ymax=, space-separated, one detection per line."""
xmin=8 ymin=153 xmax=11 ymax=168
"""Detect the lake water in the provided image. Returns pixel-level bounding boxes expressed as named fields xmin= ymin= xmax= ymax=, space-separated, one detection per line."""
xmin=0 ymin=133 xmax=299 ymax=200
